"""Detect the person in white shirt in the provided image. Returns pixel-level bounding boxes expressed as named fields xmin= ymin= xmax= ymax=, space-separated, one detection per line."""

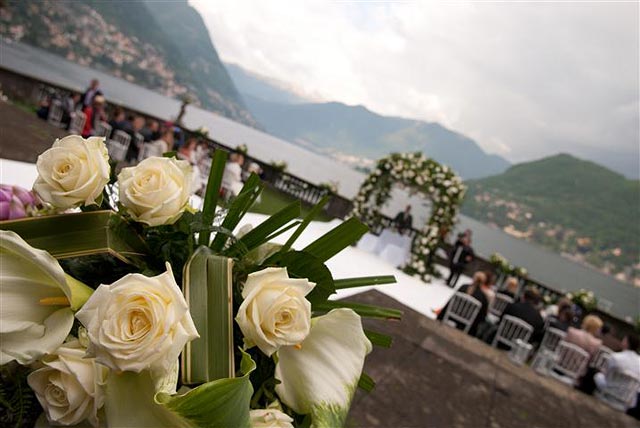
xmin=595 ymin=333 xmax=640 ymax=410
xmin=221 ymin=153 xmax=245 ymax=198
xmin=143 ymin=129 xmax=174 ymax=160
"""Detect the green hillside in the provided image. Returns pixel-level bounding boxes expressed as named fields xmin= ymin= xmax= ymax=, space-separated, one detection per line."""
xmin=243 ymin=95 xmax=510 ymax=179
xmin=462 ymin=154 xmax=640 ymax=282
xmin=0 ymin=0 xmax=255 ymax=125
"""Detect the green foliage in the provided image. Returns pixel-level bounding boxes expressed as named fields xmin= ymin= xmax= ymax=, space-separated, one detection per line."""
xmin=462 ymin=154 xmax=640 ymax=278
xmin=0 ymin=363 xmax=42 ymax=428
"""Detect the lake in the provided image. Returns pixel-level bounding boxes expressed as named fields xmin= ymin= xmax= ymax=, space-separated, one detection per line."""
xmin=1 ymin=40 xmax=638 ymax=321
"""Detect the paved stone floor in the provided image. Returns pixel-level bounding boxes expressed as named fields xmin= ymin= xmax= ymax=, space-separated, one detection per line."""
xmin=346 ymin=290 xmax=639 ymax=428
xmin=0 ymin=101 xmax=67 ymax=163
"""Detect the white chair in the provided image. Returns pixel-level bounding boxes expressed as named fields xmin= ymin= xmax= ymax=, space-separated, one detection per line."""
xmin=549 ymin=341 xmax=590 ymax=385
xmin=95 ymin=121 xmax=112 ymax=138
xmin=47 ymin=100 xmax=64 ymax=127
xmin=68 ymin=111 xmax=86 ymax=134
xmin=489 ymin=293 xmax=514 ymax=318
xmin=595 ymin=369 xmax=640 ymax=411
xmin=106 ymin=130 xmax=131 ymax=162
xmin=589 ymin=346 xmax=613 ymax=371
xmin=441 ymin=292 xmax=482 ymax=334
xmin=539 ymin=327 xmax=567 ymax=353
xmin=491 ymin=315 xmax=533 ymax=350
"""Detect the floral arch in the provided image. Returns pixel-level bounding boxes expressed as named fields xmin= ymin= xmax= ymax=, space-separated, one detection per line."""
xmin=351 ymin=152 xmax=466 ymax=280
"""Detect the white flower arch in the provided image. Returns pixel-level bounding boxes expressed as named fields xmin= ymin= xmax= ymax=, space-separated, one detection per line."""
xmin=351 ymin=152 xmax=466 ymax=280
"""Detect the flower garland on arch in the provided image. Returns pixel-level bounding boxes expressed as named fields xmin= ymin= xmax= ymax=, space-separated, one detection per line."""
xmin=351 ymin=152 xmax=466 ymax=280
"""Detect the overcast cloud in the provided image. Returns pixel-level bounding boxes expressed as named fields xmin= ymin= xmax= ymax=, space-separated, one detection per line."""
xmin=191 ymin=1 xmax=639 ymax=177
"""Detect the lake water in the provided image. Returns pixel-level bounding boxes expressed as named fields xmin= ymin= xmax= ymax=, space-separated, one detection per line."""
xmin=1 ymin=40 xmax=638 ymax=321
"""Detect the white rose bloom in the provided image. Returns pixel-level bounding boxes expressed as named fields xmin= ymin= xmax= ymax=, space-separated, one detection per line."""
xmin=75 ymin=264 xmax=199 ymax=374
xmin=118 ymin=157 xmax=194 ymax=227
xmin=236 ymin=267 xmax=315 ymax=357
xmin=250 ymin=408 xmax=294 ymax=428
xmin=33 ymin=135 xmax=110 ymax=209
xmin=0 ymin=231 xmax=92 ymax=365
xmin=28 ymin=340 xmax=107 ymax=427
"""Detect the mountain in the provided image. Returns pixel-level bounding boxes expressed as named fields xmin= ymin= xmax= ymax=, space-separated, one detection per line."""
xmin=242 ymin=94 xmax=510 ymax=179
xmin=225 ymin=62 xmax=311 ymax=105
xmin=0 ymin=0 xmax=255 ymax=125
xmin=461 ymin=153 xmax=640 ymax=285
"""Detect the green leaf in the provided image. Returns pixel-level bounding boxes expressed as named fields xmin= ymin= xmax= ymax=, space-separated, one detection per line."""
xmin=302 ymin=217 xmax=368 ymax=262
xmin=198 ymin=150 xmax=228 ymax=246
xmin=314 ymin=300 xmax=403 ymax=320
xmin=209 ymin=174 xmax=263 ymax=252
xmin=364 ymin=330 xmax=393 ymax=348
xmin=159 ymin=350 xmax=256 ymax=428
xmin=105 ymin=351 xmax=256 ymax=428
xmin=162 ymin=151 xmax=178 ymax=158
xmin=334 ymin=275 xmax=396 ymax=290
xmin=224 ymin=201 xmax=300 ymax=258
xmin=182 ymin=247 xmax=234 ymax=385
xmin=281 ymin=195 xmax=329 ymax=253
xmin=264 ymin=250 xmax=335 ymax=304
xmin=358 ymin=372 xmax=376 ymax=392
xmin=0 ymin=210 xmax=146 ymax=267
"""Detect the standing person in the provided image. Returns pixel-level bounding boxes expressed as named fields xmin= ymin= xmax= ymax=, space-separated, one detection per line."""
xmin=81 ymin=79 xmax=102 ymax=108
xmin=81 ymin=95 xmax=107 ymax=138
xmin=393 ymin=205 xmax=413 ymax=235
xmin=446 ymin=234 xmax=474 ymax=287
xmin=61 ymin=93 xmax=80 ymax=128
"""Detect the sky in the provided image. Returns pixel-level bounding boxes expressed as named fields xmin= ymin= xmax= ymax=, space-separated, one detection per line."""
xmin=191 ymin=1 xmax=640 ymax=177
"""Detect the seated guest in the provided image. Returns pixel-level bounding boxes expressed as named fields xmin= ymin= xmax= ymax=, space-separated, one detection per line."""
xmin=143 ymin=128 xmax=174 ymax=159
xmin=565 ymin=315 xmax=603 ymax=358
xmin=140 ymin=120 xmax=160 ymax=142
xmin=498 ymin=277 xmax=519 ymax=299
xmin=437 ymin=271 xmax=489 ymax=337
xmin=594 ymin=334 xmax=640 ymax=412
xmin=221 ymin=152 xmax=245 ymax=198
xmin=61 ymin=93 xmax=81 ymax=128
xmin=600 ymin=324 xmax=623 ymax=352
xmin=178 ymin=138 xmax=198 ymax=164
xmin=81 ymin=95 xmax=107 ymax=138
xmin=109 ymin=108 xmax=132 ymax=133
xmin=547 ymin=305 xmax=574 ymax=332
xmin=446 ymin=234 xmax=474 ymax=288
xmin=500 ymin=287 xmax=545 ymax=344
xmin=482 ymin=271 xmax=496 ymax=307
xmin=393 ymin=205 xmax=413 ymax=235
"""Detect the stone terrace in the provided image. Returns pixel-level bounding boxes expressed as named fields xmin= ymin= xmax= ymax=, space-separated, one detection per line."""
xmin=347 ymin=291 xmax=639 ymax=428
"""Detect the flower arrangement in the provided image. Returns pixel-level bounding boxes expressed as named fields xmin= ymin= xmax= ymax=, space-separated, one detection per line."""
xmin=0 ymin=184 xmax=38 ymax=220
xmin=566 ymin=289 xmax=598 ymax=312
xmin=235 ymin=143 xmax=249 ymax=155
xmin=270 ymin=160 xmax=288 ymax=173
xmin=350 ymin=152 xmax=465 ymax=281
xmin=318 ymin=181 xmax=339 ymax=195
xmin=489 ymin=252 xmax=509 ymax=272
xmin=0 ymin=135 xmax=400 ymax=428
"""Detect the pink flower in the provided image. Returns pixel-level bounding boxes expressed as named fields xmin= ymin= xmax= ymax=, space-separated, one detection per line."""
xmin=0 ymin=185 xmax=37 ymax=220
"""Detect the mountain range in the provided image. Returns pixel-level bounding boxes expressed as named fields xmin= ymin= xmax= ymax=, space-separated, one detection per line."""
xmin=462 ymin=154 xmax=640 ymax=284
xmin=225 ymin=63 xmax=511 ymax=179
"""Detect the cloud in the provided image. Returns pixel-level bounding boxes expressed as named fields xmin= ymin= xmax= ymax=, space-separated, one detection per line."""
xmin=191 ymin=0 xmax=639 ymax=176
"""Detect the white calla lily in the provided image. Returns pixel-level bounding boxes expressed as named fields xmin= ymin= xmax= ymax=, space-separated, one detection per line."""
xmin=0 ymin=230 xmax=93 ymax=365
xmin=274 ymin=309 xmax=372 ymax=426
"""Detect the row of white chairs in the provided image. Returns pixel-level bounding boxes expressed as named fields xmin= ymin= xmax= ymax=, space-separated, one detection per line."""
xmin=47 ymin=101 xmax=86 ymax=134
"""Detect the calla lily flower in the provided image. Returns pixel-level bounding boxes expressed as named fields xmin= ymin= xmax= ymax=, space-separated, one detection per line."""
xmin=0 ymin=230 xmax=93 ymax=365
xmin=274 ymin=309 xmax=372 ymax=427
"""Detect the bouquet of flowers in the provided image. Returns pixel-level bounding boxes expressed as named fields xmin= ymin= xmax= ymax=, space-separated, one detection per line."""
xmin=566 ymin=289 xmax=598 ymax=312
xmin=489 ymin=252 xmax=509 ymax=272
xmin=0 ymin=135 xmax=400 ymax=428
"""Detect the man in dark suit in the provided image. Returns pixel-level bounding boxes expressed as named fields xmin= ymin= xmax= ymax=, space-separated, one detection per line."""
xmin=81 ymin=78 xmax=103 ymax=108
xmin=393 ymin=205 xmax=413 ymax=235
xmin=446 ymin=234 xmax=474 ymax=287
xmin=500 ymin=287 xmax=545 ymax=344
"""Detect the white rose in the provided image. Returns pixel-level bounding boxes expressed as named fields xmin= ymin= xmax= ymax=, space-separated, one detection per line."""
xmin=236 ymin=267 xmax=315 ymax=356
xmin=118 ymin=157 xmax=193 ymax=227
xmin=27 ymin=340 xmax=107 ymax=427
xmin=33 ymin=135 xmax=110 ymax=209
xmin=75 ymin=264 xmax=199 ymax=374
xmin=250 ymin=408 xmax=294 ymax=428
